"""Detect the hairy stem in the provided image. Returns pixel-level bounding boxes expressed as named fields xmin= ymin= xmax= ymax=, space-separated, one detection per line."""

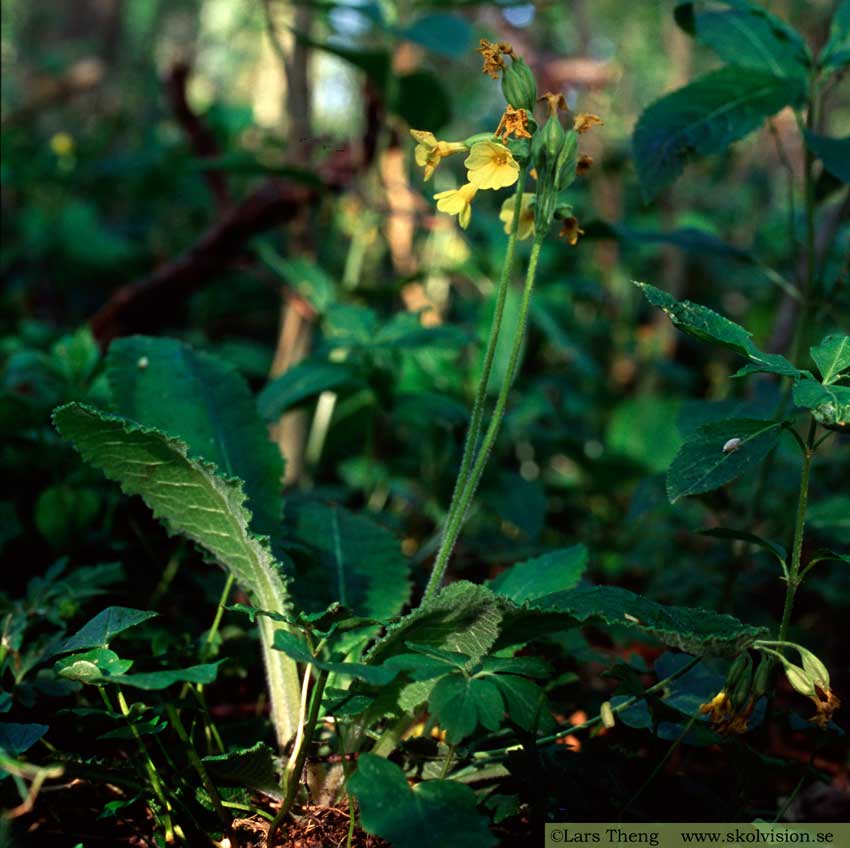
xmin=424 ymin=235 xmax=544 ymax=601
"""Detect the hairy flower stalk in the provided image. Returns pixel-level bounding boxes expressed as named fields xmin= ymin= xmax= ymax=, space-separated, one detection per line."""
xmin=412 ymin=45 xmax=600 ymax=602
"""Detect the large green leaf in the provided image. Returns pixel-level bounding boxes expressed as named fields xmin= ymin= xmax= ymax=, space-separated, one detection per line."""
xmin=634 ymin=282 xmax=801 ymax=377
xmin=56 ymin=607 xmax=157 ymax=654
xmin=365 ymin=582 xmax=501 ymax=666
xmin=633 ymin=66 xmax=799 ymax=201
xmin=286 ymin=500 xmax=410 ymax=620
xmin=666 ymin=418 xmax=784 ymax=502
xmin=106 ymin=336 xmax=283 ymax=539
xmin=349 ymin=754 xmax=496 ymax=848
xmin=675 ymin=0 xmax=810 ymax=82
xmin=535 ymin=585 xmax=767 ymax=656
xmin=52 ymin=403 xmax=300 ymax=747
xmin=488 ymin=545 xmax=587 ymax=604
xmin=428 ymin=674 xmax=504 ymax=744
xmin=810 ymin=333 xmax=850 ymax=383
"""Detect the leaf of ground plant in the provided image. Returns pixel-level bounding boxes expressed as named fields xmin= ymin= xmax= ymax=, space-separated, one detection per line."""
xmin=106 ymin=336 xmax=283 ymax=539
xmin=666 ymin=418 xmax=784 ymax=502
xmin=675 ymin=0 xmax=810 ymax=82
xmin=100 ymin=661 xmax=224 ymax=690
xmin=634 ymin=282 xmax=801 ymax=377
xmin=428 ymin=674 xmax=505 ymax=743
xmin=285 ymin=499 xmax=411 ymax=620
xmin=534 ymin=585 xmax=767 ymax=656
xmin=364 ymin=581 xmax=501 ymax=665
xmin=810 ymin=333 xmax=850 ymax=384
xmin=258 ymin=359 xmax=357 ymax=421
xmin=52 ymin=403 xmax=300 ymax=746
xmin=56 ymin=607 xmax=157 ymax=654
xmin=203 ymin=742 xmax=282 ymax=799
xmin=0 ymin=722 xmax=49 ymax=756
xmin=349 ymin=754 xmax=497 ymax=848
xmin=633 ymin=64 xmax=803 ymax=201
xmin=54 ymin=648 xmax=133 ymax=682
xmin=490 ymin=674 xmax=554 ymax=733
xmin=488 ymin=544 xmax=587 ymax=603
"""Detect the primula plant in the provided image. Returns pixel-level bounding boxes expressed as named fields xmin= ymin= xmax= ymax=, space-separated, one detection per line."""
xmin=1 ymin=1 xmax=848 ymax=846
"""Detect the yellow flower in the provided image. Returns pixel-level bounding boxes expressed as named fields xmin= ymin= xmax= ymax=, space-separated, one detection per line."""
xmin=464 ymin=141 xmax=519 ymax=190
xmin=499 ymin=193 xmax=535 ymax=240
xmin=699 ymin=690 xmax=755 ymax=735
xmin=50 ymin=132 xmax=74 ymax=157
xmin=434 ymin=183 xmax=479 ymax=229
xmin=410 ymin=129 xmax=467 ymax=182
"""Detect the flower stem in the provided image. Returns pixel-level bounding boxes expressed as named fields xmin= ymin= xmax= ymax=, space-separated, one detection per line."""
xmin=778 ymin=420 xmax=815 ymax=644
xmin=424 ymin=234 xmax=544 ymax=602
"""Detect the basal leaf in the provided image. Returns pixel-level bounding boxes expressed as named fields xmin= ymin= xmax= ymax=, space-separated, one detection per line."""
xmin=667 ymin=418 xmax=784 ymax=501
xmin=633 ymin=66 xmax=800 ymax=201
xmin=428 ymin=674 xmax=504 ymax=744
xmin=286 ymin=500 xmax=411 ymax=620
xmin=365 ymin=581 xmax=501 ymax=666
xmin=349 ymin=754 xmax=496 ymax=848
xmin=105 ymin=661 xmax=224 ymax=690
xmin=488 ymin=545 xmax=587 ymax=604
xmin=534 ymin=585 xmax=767 ymax=656
xmin=203 ymin=742 xmax=281 ymax=798
xmin=810 ymin=333 xmax=850 ymax=384
xmin=52 ymin=403 xmax=300 ymax=746
xmin=106 ymin=336 xmax=283 ymax=539
xmin=675 ymin=0 xmax=810 ymax=82
xmin=56 ymin=607 xmax=157 ymax=654
xmin=634 ymin=282 xmax=800 ymax=377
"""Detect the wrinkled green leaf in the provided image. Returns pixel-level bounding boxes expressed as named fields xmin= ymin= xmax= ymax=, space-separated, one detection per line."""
xmin=106 ymin=336 xmax=283 ymax=538
xmin=667 ymin=418 xmax=784 ymax=501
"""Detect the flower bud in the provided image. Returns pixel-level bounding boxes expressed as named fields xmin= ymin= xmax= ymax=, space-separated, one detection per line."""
xmin=554 ymin=130 xmax=578 ymax=191
xmin=752 ymin=656 xmax=774 ymax=698
xmin=501 ymin=57 xmax=537 ymax=113
xmin=725 ymin=654 xmax=752 ymax=692
xmin=784 ymin=662 xmax=816 ymax=698
xmin=797 ymin=647 xmax=830 ymax=689
xmin=600 ymin=701 xmax=616 ymax=729
xmin=534 ymin=115 xmax=566 ymax=172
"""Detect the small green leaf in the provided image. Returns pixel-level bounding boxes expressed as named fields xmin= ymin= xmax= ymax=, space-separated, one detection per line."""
xmin=55 ymin=649 xmax=133 ymax=682
xmin=429 ymin=674 xmax=504 ymax=744
xmin=56 ymin=607 xmax=157 ymax=655
xmin=633 ymin=66 xmax=802 ymax=201
xmin=810 ymin=333 xmax=850 ymax=384
xmin=105 ymin=661 xmax=224 ymax=690
xmin=0 ymin=723 xmax=49 ymax=756
xmin=699 ymin=527 xmax=786 ymax=564
xmin=793 ymin=379 xmax=850 ymax=430
xmin=258 ymin=360 xmax=356 ymax=421
xmin=349 ymin=754 xmax=497 ymax=848
xmin=488 ymin=545 xmax=587 ymax=604
xmin=667 ymin=418 xmax=784 ymax=501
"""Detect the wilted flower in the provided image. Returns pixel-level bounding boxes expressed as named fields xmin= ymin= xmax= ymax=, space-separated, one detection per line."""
xmin=434 ymin=183 xmax=479 ymax=229
xmin=810 ymin=685 xmax=840 ymax=729
xmin=410 ymin=130 xmax=468 ymax=182
xmin=464 ymin=141 xmax=520 ymax=190
xmin=495 ymin=105 xmax=532 ymax=143
xmin=499 ymin=193 xmax=535 ymax=240
xmin=559 ymin=216 xmax=584 ymax=245
xmin=576 ymin=154 xmax=593 ymax=176
xmin=538 ymin=91 xmax=568 ymax=117
xmin=573 ymin=112 xmax=604 ymax=133
xmin=477 ymin=39 xmax=506 ymax=79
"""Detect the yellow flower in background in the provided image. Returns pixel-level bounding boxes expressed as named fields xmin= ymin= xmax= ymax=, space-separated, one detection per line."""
xmin=464 ymin=141 xmax=519 ymax=190
xmin=50 ymin=132 xmax=74 ymax=157
xmin=410 ymin=129 xmax=467 ymax=182
xmin=434 ymin=183 xmax=479 ymax=229
xmin=559 ymin=216 xmax=585 ymax=246
xmin=499 ymin=193 xmax=535 ymax=240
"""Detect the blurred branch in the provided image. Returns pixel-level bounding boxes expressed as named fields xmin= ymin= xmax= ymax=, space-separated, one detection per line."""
xmin=166 ymin=61 xmax=231 ymax=212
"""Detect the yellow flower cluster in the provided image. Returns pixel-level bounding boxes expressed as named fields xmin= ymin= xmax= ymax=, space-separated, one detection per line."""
xmin=410 ymin=129 xmax=521 ymax=230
